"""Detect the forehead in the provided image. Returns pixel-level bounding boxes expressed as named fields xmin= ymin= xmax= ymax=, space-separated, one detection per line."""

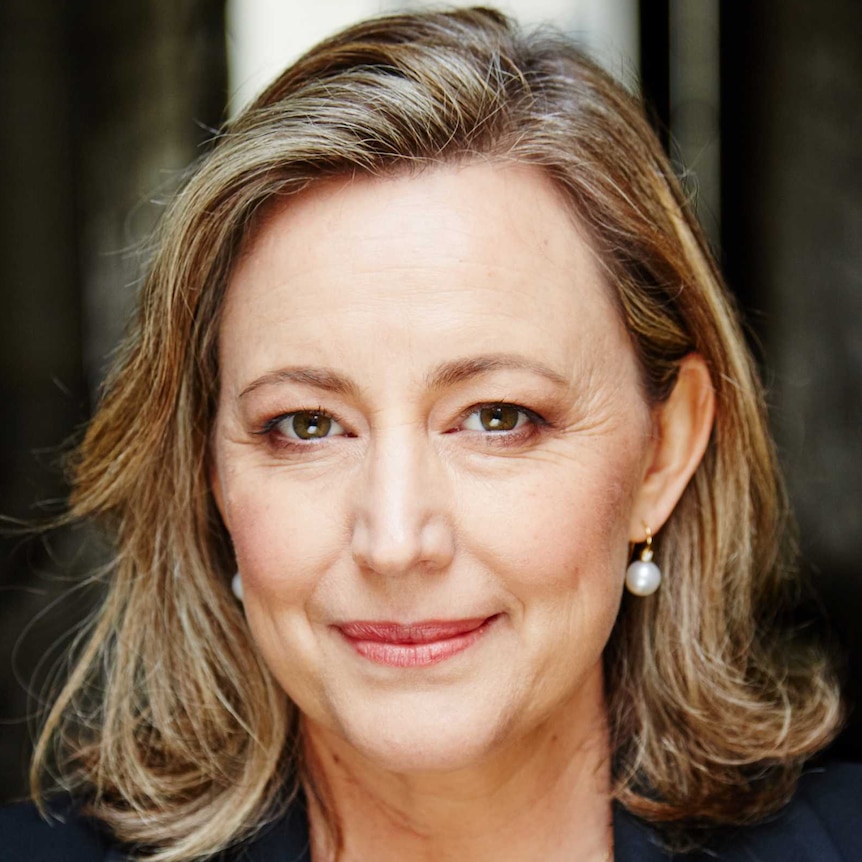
xmin=220 ymin=162 xmax=632 ymax=388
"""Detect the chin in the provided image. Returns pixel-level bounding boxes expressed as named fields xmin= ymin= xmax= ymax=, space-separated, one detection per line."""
xmin=328 ymin=694 xmax=513 ymax=774
xmin=350 ymin=729 xmax=500 ymax=775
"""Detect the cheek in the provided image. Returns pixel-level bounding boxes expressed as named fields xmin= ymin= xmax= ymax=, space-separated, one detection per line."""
xmin=460 ymin=454 xmax=638 ymax=596
xmin=221 ymin=477 xmax=348 ymax=716
xmin=223 ymin=475 xmax=347 ymax=604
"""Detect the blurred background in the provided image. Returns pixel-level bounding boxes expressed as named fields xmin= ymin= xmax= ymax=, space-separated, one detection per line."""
xmin=1 ymin=0 xmax=860 ymax=801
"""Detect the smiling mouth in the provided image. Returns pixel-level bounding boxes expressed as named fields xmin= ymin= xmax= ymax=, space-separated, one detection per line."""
xmin=335 ymin=616 xmax=498 ymax=667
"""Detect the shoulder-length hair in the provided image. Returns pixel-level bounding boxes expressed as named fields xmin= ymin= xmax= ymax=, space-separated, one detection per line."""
xmin=33 ymin=7 xmax=840 ymax=860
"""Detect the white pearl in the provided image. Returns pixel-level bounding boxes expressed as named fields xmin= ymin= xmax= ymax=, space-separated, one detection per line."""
xmin=231 ymin=572 xmax=244 ymax=601
xmin=625 ymin=560 xmax=662 ymax=596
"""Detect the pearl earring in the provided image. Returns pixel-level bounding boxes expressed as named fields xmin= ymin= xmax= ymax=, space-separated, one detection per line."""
xmin=231 ymin=572 xmax=244 ymax=601
xmin=625 ymin=524 xmax=662 ymax=596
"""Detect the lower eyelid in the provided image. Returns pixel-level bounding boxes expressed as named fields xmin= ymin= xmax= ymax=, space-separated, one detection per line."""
xmin=474 ymin=423 xmax=543 ymax=450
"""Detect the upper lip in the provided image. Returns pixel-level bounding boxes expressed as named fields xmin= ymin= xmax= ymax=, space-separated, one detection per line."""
xmin=336 ymin=617 xmax=492 ymax=644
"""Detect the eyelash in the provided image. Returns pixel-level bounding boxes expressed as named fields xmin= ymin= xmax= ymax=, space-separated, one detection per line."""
xmin=454 ymin=403 xmax=549 ymax=448
xmin=255 ymin=406 xmax=350 ymax=451
xmin=255 ymin=403 xmax=550 ymax=452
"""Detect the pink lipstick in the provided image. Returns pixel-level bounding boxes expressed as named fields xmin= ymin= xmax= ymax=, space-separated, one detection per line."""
xmin=336 ymin=616 xmax=495 ymax=667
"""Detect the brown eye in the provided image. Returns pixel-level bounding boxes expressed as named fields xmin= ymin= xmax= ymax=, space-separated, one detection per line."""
xmin=280 ymin=411 xmax=341 ymax=440
xmin=480 ymin=405 xmax=521 ymax=431
xmin=463 ymin=404 xmax=529 ymax=433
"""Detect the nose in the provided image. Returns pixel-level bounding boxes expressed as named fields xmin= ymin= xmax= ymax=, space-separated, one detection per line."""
xmin=350 ymin=427 xmax=455 ymax=576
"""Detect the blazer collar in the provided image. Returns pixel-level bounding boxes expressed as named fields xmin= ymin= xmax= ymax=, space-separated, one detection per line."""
xmin=613 ymin=803 xmax=674 ymax=861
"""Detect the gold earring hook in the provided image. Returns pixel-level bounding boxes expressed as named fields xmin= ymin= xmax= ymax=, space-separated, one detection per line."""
xmin=641 ymin=523 xmax=654 ymax=562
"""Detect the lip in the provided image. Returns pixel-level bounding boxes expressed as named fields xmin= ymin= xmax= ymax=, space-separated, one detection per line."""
xmin=336 ymin=616 xmax=497 ymax=667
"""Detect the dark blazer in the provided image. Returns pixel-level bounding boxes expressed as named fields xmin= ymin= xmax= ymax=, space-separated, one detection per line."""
xmin=2 ymin=762 xmax=860 ymax=861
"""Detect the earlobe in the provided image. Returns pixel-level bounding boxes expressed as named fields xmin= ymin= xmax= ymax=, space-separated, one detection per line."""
xmin=630 ymin=353 xmax=715 ymax=539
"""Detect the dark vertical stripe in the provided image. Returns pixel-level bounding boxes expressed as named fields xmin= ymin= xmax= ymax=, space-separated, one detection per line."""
xmin=638 ymin=0 xmax=671 ymax=152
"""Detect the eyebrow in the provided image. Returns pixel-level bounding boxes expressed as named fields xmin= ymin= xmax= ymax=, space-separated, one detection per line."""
xmin=239 ymin=367 xmax=360 ymax=400
xmin=239 ymin=353 xmax=569 ymax=400
xmin=425 ymin=354 xmax=569 ymax=390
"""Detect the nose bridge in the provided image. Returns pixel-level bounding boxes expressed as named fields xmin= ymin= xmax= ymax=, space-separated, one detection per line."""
xmin=351 ymin=422 xmax=452 ymax=575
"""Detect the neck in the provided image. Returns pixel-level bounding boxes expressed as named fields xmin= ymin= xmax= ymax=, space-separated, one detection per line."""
xmin=303 ymin=670 xmax=613 ymax=862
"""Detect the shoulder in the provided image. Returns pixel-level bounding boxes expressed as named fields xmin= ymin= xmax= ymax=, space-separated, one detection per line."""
xmin=0 ymin=798 xmax=115 ymax=862
xmin=0 ymin=793 xmax=311 ymax=862
xmin=785 ymin=760 xmax=862 ymax=854
xmin=614 ymin=761 xmax=862 ymax=861
xmin=722 ymin=761 xmax=862 ymax=860
xmin=218 ymin=794 xmax=311 ymax=862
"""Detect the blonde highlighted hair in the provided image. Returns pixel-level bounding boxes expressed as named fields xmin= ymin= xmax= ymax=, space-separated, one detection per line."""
xmin=33 ymin=7 xmax=840 ymax=859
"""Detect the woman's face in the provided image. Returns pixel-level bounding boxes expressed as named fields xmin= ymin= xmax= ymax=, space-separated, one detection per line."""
xmin=212 ymin=162 xmax=655 ymax=773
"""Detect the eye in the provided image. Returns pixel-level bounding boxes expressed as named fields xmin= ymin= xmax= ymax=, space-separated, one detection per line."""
xmin=276 ymin=411 xmax=346 ymax=440
xmin=462 ymin=404 xmax=531 ymax=433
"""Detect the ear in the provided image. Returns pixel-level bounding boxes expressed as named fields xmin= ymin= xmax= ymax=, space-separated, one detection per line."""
xmin=630 ymin=353 xmax=715 ymax=540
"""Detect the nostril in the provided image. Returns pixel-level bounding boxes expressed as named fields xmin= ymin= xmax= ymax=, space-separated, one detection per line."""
xmin=351 ymin=518 xmax=454 ymax=576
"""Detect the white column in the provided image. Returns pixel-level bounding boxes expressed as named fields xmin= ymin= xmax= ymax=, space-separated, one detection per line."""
xmin=226 ymin=0 xmax=640 ymax=116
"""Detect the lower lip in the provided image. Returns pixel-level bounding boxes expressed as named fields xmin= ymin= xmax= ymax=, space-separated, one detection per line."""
xmin=337 ymin=617 xmax=497 ymax=668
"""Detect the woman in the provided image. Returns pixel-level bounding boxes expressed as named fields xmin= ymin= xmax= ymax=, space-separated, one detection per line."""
xmin=2 ymin=7 xmax=857 ymax=861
